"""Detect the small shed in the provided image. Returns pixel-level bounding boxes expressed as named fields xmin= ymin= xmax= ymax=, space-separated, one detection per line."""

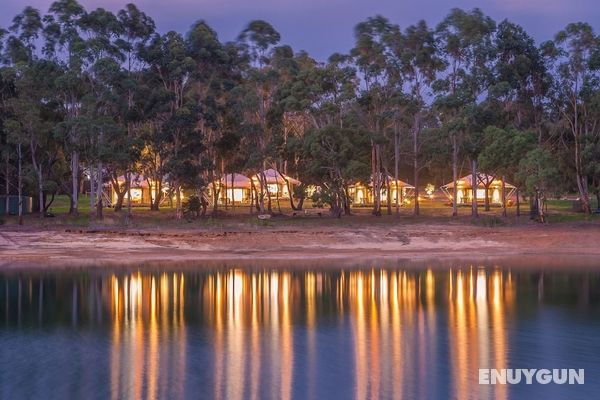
xmin=0 ymin=195 xmax=32 ymax=215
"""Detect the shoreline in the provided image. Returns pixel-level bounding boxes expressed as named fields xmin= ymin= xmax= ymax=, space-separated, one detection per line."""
xmin=1 ymin=222 xmax=600 ymax=269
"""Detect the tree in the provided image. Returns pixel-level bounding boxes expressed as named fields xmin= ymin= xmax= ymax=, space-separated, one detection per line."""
xmin=435 ymin=8 xmax=496 ymax=217
xmin=516 ymin=148 xmax=561 ymax=222
xmin=297 ymin=125 xmax=369 ymax=217
xmin=351 ymin=16 xmax=399 ymax=216
xmin=548 ymin=23 xmax=600 ymax=214
xmin=44 ymin=0 xmax=87 ymax=215
xmin=392 ymin=20 xmax=444 ymax=215
xmin=478 ymin=126 xmax=535 ymax=216
xmin=141 ymin=30 xmax=195 ymax=218
xmin=236 ymin=20 xmax=284 ymax=214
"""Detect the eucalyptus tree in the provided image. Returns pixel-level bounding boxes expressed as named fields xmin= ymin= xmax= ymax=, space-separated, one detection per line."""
xmin=478 ymin=126 xmax=536 ymax=216
xmin=111 ymin=3 xmax=155 ymax=216
xmin=281 ymin=53 xmax=358 ymax=212
xmin=492 ymin=20 xmax=550 ymax=136
xmin=77 ymin=7 xmax=125 ymax=219
xmin=0 ymin=65 xmax=14 ymax=216
xmin=186 ymin=20 xmax=237 ymax=214
xmin=296 ymin=125 xmax=370 ymax=217
xmin=44 ymin=0 xmax=87 ymax=215
xmin=3 ymin=6 xmax=45 ymax=222
xmin=237 ymin=20 xmax=285 ymax=213
xmin=546 ymin=23 xmax=600 ymax=214
xmin=435 ymin=8 xmax=496 ymax=216
xmin=516 ymin=148 xmax=561 ymax=222
xmin=140 ymin=30 xmax=195 ymax=217
xmin=5 ymin=60 xmax=62 ymax=218
xmin=392 ymin=20 xmax=445 ymax=215
xmin=351 ymin=15 xmax=400 ymax=216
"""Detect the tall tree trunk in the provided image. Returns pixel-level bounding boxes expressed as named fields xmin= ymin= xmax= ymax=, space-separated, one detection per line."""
xmin=471 ymin=159 xmax=478 ymax=218
xmin=4 ymin=154 xmax=9 ymax=216
xmin=394 ymin=124 xmax=400 ymax=216
xmin=484 ymin=186 xmax=490 ymax=211
xmin=501 ymin=176 xmax=507 ymax=218
xmin=573 ymin=115 xmax=591 ymax=214
xmin=211 ymin=180 xmax=219 ymax=214
xmin=96 ymin=161 xmax=103 ymax=220
xmin=17 ymin=143 xmax=23 ymax=225
xmin=36 ymin=165 xmax=43 ymax=218
xmin=575 ymin=172 xmax=591 ymax=214
xmin=70 ymin=151 xmax=79 ymax=215
xmin=231 ymin=173 xmax=235 ymax=214
xmin=530 ymin=193 xmax=538 ymax=220
xmin=257 ymin=167 xmax=267 ymax=214
xmin=126 ymin=170 xmax=132 ymax=225
xmin=175 ymin=185 xmax=182 ymax=219
xmin=371 ymin=143 xmax=380 ymax=216
xmin=412 ymin=113 xmax=420 ymax=216
xmin=537 ymin=192 xmax=546 ymax=223
xmin=89 ymin=163 xmax=95 ymax=214
xmin=343 ymin=185 xmax=351 ymax=216
xmin=516 ymin=188 xmax=521 ymax=217
xmin=386 ymin=175 xmax=392 ymax=215
xmin=250 ymin=180 xmax=258 ymax=214
xmin=452 ymin=135 xmax=458 ymax=217
xmin=112 ymin=175 xmax=127 ymax=212
xmin=150 ymin=178 xmax=163 ymax=211
xmin=29 ymin=140 xmax=44 ymax=218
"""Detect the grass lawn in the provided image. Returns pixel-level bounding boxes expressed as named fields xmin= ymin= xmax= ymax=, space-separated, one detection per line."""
xmin=0 ymin=194 xmax=597 ymax=229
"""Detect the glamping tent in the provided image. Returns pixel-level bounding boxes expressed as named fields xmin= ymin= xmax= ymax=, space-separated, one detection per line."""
xmin=252 ymin=169 xmax=301 ymax=199
xmin=217 ymin=173 xmax=252 ymax=204
xmin=109 ymin=173 xmax=167 ymax=206
xmin=349 ymin=175 xmax=415 ymax=206
xmin=440 ymin=173 xmax=516 ymax=206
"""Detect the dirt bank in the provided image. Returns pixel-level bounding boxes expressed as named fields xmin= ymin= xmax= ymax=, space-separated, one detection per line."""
xmin=1 ymin=222 xmax=599 ymax=268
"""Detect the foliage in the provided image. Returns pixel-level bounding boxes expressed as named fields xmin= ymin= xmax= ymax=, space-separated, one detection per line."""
xmin=1 ymin=2 xmax=599 ymax=224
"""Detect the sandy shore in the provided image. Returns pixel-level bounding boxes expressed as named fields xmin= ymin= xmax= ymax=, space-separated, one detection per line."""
xmin=1 ymin=222 xmax=599 ymax=268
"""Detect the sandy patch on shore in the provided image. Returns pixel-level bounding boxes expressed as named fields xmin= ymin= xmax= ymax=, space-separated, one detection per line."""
xmin=1 ymin=222 xmax=599 ymax=268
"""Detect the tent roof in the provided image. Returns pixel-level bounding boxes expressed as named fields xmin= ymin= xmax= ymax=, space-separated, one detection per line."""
xmin=253 ymin=169 xmax=301 ymax=185
xmin=220 ymin=173 xmax=252 ymax=188
xmin=441 ymin=173 xmax=516 ymax=189
xmin=115 ymin=173 xmax=151 ymax=188
xmin=353 ymin=174 xmax=415 ymax=189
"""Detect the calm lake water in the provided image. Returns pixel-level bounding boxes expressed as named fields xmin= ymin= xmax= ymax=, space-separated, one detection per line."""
xmin=1 ymin=263 xmax=600 ymax=399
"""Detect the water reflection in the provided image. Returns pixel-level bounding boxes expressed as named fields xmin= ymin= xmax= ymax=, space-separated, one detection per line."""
xmin=1 ymin=266 xmax=599 ymax=399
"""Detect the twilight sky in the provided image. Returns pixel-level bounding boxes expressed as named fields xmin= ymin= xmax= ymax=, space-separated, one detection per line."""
xmin=2 ymin=0 xmax=600 ymax=60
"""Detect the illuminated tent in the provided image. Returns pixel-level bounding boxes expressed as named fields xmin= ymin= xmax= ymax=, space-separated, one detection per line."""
xmin=218 ymin=173 xmax=252 ymax=204
xmin=349 ymin=174 xmax=415 ymax=206
xmin=109 ymin=173 xmax=167 ymax=206
xmin=252 ymin=169 xmax=301 ymax=199
xmin=440 ymin=173 xmax=516 ymax=205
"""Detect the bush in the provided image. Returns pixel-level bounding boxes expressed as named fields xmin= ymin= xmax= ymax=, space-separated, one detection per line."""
xmin=183 ymin=195 xmax=203 ymax=218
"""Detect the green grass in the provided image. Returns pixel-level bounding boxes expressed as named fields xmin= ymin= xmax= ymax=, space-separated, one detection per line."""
xmin=3 ymin=194 xmax=598 ymax=230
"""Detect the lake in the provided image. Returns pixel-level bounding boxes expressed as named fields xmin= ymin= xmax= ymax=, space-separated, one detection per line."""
xmin=1 ymin=262 xmax=599 ymax=399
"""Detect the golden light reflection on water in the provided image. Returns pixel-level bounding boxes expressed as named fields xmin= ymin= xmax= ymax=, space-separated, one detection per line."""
xmin=0 ymin=268 xmax=521 ymax=399
xmin=119 ymin=269 xmax=513 ymax=399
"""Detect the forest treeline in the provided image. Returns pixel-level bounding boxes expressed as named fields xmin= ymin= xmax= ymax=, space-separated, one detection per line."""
xmin=1 ymin=0 xmax=599 ymax=222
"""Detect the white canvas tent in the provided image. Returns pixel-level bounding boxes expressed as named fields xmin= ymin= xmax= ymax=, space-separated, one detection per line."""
xmin=252 ymin=169 xmax=301 ymax=199
xmin=440 ymin=173 xmax=516 ymax=205
xmin=108 ymin=173 xmax=168 ymax=206
xmin=218 ymin=173 xmax=252 ymax=204
xmin=349 ymin=174 xmax=415 ymax=205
